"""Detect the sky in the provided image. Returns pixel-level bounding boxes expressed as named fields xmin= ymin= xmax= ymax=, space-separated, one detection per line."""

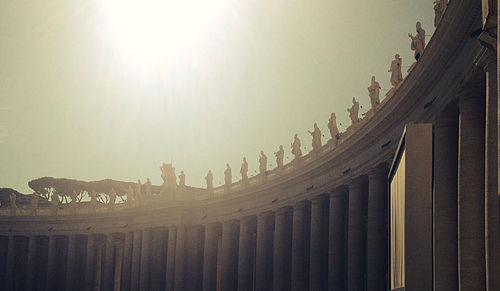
xmin=0 ymin=0 xmax=434 ymax=193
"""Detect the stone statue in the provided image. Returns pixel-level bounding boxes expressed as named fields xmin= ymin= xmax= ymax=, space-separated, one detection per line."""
xmin=10 ymin=193 xmax=16 ymax=208
xmin=389 ymin=54 xmax=403 ymax=87
xmin=347 ymin=97 xmax=360 ymax=124
xmin=126 ymin=186 xmax=134 ymax=205
xmin=308 ymin=123 xmax=322 ymax=151
xmin=109 ymin=188 xmax=117 ymax=205
xmin=408 ymin=22 xmax=426 ymax=61
xmin=291 ymin=134 xmax=302 ymax=160
xmin=205 ymin=170 xmax=213 ymax=191
xmin=368 ymin=76 xmax=381 ymax=108
xmin=274 ymin=145 xmax=284 ymax=169
xmin=240 ymin=157 xmax=248 ymax=186
xmin=89 ymin=190 xmax=97 ymax=206
xmin=224 ymin=164 xmax=232 ymax=189
xmin=178 ymin=172 xmax=186 ymax=189
xmin=144 ymin=178 xmax=152 ymax=195
xmin=434 ymin=0 xmax=442 ymax=27
xmin=259 ymin=151 xmax=267 ymax=175
xmin=160 ymin=163 xmax=177 ymax=191
xmin=328 ymin=112 xmax=340 ymax=141
xmin=135 ymin=180 xmax=142 ymax=204
xmin=51 ymin=192 xmax=59 ymax=207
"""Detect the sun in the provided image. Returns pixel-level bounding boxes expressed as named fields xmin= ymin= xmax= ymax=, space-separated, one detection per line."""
xmin=100 ymin=0 xmax=229 ymax=68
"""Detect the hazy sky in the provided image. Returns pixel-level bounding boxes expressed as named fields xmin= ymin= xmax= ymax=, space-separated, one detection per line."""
xmin=0 ymin=0 xmax=434 ymax=192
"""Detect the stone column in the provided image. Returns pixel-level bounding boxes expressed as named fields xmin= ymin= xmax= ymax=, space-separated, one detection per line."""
xmin=121 ymin=232 xmax=133 ymax=291
xmin=237 ymin=216 xmax=257 ymax=291
xmin=309 ymin=194 xmax=329 ymax=291
xmin=165 ymin=226 xmax=177 ymax=291
xmin=484 ymin=54 xmax=500 ymax=291
xmin=328 ymin=188 xmax=347 ymax=291
xmin=65 ymin=235 xmax=77 ymax=291
xmin=4 ymin=235 xmax=15 ymax=291
xmin=366 ymin=165 xmax=388 ymax=291
xmin=140 ymin=228 xmax=151 ymax=291
xmin=186 ymin=225 xmax=204 ymax=291
xmin=114 ymin=242 xmax=124 ymax=291
xmin=220 ymin=219 xmax=240 ymax=291
xmin=25 ymin=236 xmax=37 ymax=291
xmin=255 ymin=211 xmax=274 ymax=291
xmin=46 ymin=235 xmax=56 ymax=291
xmin=130 ymin=230 xmax=142 ymax=291
xmin=347 ymin=178 xmax=367 ymax=291
xmin=174 ymin=225 xmax=186 ymax=291
xmin=273 ymin=206 xmax=292 ymax=291
xmin=291 ymin=200 xmax=309 ymax=291
xmin=104 ymin=234 xmax=115 ymax=291
xmin=457 ymin=77 xmax=486 ymax=290
xmin=433 ymin=104 xmax=459 ymax=291
xmin=85 ymin=234 xmax=95 ymax=291
xmin=203 ymin=222 xmax=221 ymax=291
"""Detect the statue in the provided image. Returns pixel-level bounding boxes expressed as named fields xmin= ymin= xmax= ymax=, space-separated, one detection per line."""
xmin=160 ymin=163 xmax=177 ymax=192
xmin=328 ymin=112 xmax=340 ymax=142
xmin=368 ymin=76 xmax=381 ymax=108
xmin=144 ymin=178 xmax=152 ymax=195
xmin=408 ymin=22 xmax=426 ymax=61
xmin=109 ymin=188 xmax=117 ymax=205
xmin=89 ymin=190 xmax=97 ymax=207
xmin=240 ymin=157 xmax=248 ymax=187
xmin=135 ymin=180 xmax=143 ymax=205
xmin=389 ymin=54 xmax=403 ymax=87
xmin=224 ymin=164 xmax=232 ymax=191
xmin=10 ymin=193 xmax=16 ymax=209
xmin=308 ymin=123 xmax=322 ymax=151
xmin=126 ymin=186 xmax=134 ymax=205
xmin=178 ymin=172 xmax=186 ymax=189
xmin=434 ymin=0 xmax=442 ymax=27
xmin=347 ymin=97 xmax=360 ymax=124
xmin=205 ymin=170 xmax=213 ymax=191
xmin=51 ymin=192 xmax=59 ymax=207
xmin=274 ymin=145 xmax=284 ymax=169
xmin=291 ymin=134 xmax=302 ymax=160
xmin=259 ymin=151 xmax=267 ymax=175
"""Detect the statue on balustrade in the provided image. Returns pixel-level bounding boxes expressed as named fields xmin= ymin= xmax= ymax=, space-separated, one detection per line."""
xmin=160 ymin=163 xmax=177 ymax=193
xmin=275 ymin=145 xmax=284 ymax=169
xmin=240 ymin=157 xmax=248 ymax=187
xmin=178 ymin=172 xmax=186 ymax=189
xmin=144 ymin=178 xmax=152 ymax=195
xmin=259 ymin=151 xmax=267 ymax=175
xmin=308 ymin=123 xmax=322 ymax=151
xmin=10 ymin=193 xmax=16 ymax=209
xmin=291 ymin=134 xmax=302 ymax=160
xmin=205 ymin=170 xmax=214 ymax=191
xmin=389 ymin=54 xmax=403 ymax=87
xmin=434 ymin=0 xmax=442 ymax=27
xmin=135 ymin=180 xmax=143 ymax=204
xmin=70 ymin=191 xmax=78 ymax=207
xmin=328 ymin=112 xmax=340 ymax=142
xmin=408 ymin=22 xmax=426 ymax=61
xmin=126 ymin=186 xmax=134 ymax=206
xmin=109 ymin=188 xmax=117 ymax=205
xmin=51 ymin=192 xmax=59 ymax=207
xmin=368 ymin=76 xmax=381 ymax=108
xmin=347 ymin=97 xmax=360 ymax=124
xmin=89 ymin=190 xmax=97 ymax=208
xmin=224 ymin=164 xmax=232 ymax=191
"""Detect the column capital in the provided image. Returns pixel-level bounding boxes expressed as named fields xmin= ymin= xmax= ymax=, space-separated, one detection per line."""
xmin=348 ymin=176 xmax=366 ymax=188
xmin=293 ymin=200 xmax=309 ymax=210
xmin=275 ymin=205 xmax=292 ymax=215
xmin=258 ymin=210 xmax=275 ymax=219
xmin=240 ymin=215 xmax=257 ymax=224
xmin=457 ymin=71 xmax=486 ymax=104
xmin=311 ymin=193 xmax=328 ymax=205
xmin=367 ymin=163 xmax=388 ymax=178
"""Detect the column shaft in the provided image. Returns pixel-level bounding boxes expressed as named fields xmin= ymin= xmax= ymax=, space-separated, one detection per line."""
xmin=121 ymin=232 xmax=133 ymax=291
xmin=140 ymin=229 xmax=151 ymax=291
xmin=173 ymin=225 xmax=186 ymax=291
xmin=203 ymin=223 xmax=220 ymax=291
xmin=237 ymin=216 xmax=257 ymax=291
xmin=130 ymin=230 xmax=142 ymax=291
xmin=165 ymin=227 xmax=177 ymax=291
xmin=104 ymin=234 xmax=115 ymax=291
xmin=85 ymin=235 xmax=96 ymax=291
xmin=220 ymin=219 xmax=240 ymax=291
xmin=114 ymin=243 xmax=124 ymax=291
xmin=5 ymin=235 xmax=15 ymax=291
xmin=66 ymin=235 xmax=77 ymax=291
xmin=458 ymin=82 xmax=486 ymax=290
xmin=291 ymin=201 xmax=308 ymax=291
xmin=46 ymin=235 xmax=56 ymax=291
xmin=255 ymin=211 xmax=274 ymax=291
xmin=347 ymin=180 xmax=367 ymax=291
xmin=367 ymin=166 xmax=388 ymax=291
xmin=273 ymin=207 xmax=292 ymax=291
xmin=433 ymin=105 xmax=459 ymax=291
xmin=328 ymin=190 xmax=347 ymax=291
xmin=26 ymin=236 xmax=37 ymax=291
xmin=310 ymin=195 xmax=329 ymax=291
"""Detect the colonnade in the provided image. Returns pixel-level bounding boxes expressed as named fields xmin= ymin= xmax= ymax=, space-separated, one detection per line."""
xmin=0 ymin=167 xmax=388 ymax=291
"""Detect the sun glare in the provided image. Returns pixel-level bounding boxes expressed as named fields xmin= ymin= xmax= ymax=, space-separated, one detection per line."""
xmin=101 ymin=0 xmax=229 ymax=68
